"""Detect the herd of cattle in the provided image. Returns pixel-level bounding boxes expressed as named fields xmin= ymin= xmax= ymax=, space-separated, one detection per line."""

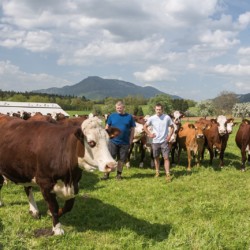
xmin=129 ymin=111 xmax=250 ymax=172
xmin=0 ymin=110 xmax=249 ymax=235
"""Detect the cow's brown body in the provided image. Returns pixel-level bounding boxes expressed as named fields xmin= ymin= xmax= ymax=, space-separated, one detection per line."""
xmin=177 ymin=122 xmax=206 ymax=170
xmin=235 ymin=119 xmax=250 ymax=171
xmin=198 ymin=118 xmax=222 ymax=166
xmin=0 ymin=117 xmax=117 ymax=235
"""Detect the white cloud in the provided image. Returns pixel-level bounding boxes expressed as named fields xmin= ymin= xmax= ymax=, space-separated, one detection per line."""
xmin=134 ymin=65 xmax=174 ymax=82
xmin=199 ymin=29 xmax=239 ymax=49
xmin=238 ymin=47 xmax=250 ymax=55
xmin=238 ymin=12 xmax=250 ymax=29
xmin=234 ymin=81 xmax=250 ymax=92
xmin=58 ymin=38 xmax=165 ymax=65
xmin=0 ymin=60 xmax=70 ymax=91
xmin=0 ymin=0 xmax=250 ymax=100
xmin=214 ymin=64 xmax=250 ymax=76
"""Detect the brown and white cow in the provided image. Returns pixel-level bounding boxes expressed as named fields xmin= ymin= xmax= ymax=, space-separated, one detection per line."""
xmin=198 ymin=116 xmax=236 ymax=167
xmin=235 ymin=119 xmax=250 ymax=171
xmin=215 ymin=115 xmax=236 ymax=167
xmin=177 ymin=122 xmax=207 ymax=171
xmin=0 ymin=117 xmax=117 ymax=235
xmin=198 ymin=118 xmax=222 ymax=166
xmin=126 ymin=121 xmax=146 ymax=168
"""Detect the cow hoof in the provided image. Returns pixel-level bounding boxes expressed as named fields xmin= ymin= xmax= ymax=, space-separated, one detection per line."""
xmin=126 ymin=162 xmax=130 ymax=168
xmin=29 ymin=211 xmax=41 ymax=219
xmin=47 ymin=210 xmax=52 ymax=217
xmin=53 ymin=223 xmax=64 ymax=235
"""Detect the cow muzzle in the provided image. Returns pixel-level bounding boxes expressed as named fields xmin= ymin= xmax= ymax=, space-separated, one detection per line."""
xmin=105 ymin=161 xmax=117 ymax=172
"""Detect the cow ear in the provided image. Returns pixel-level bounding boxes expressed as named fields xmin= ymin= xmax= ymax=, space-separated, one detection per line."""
xmin=206 ymin=125 xmax=211 ymax=130
xmin=75 ymin=128 xmax=84 ymax=142
xmin=106 ymin=127 xmax=121 ymax=138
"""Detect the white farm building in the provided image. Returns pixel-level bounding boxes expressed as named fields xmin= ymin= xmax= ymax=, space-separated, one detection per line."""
xmin=0 ymin=101 xmax=69 ymax=117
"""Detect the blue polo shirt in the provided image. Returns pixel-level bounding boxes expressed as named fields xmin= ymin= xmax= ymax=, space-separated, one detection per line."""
xmin=107 ymin=113 xmax=136 ymax=145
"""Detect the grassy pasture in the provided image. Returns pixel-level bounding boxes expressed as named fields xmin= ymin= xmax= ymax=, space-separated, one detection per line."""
xmin=0 ymin=122 xmax=250 ymax=249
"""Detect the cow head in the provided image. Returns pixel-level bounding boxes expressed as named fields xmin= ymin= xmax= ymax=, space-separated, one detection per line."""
xmin=78 ymin=117 xmax=117 ymax=172
xmin=189 ymin=122 xmax=207 ymax=139
xmin=171 ymin=110 xmax=185 ymax=125
xmin=216 ymin=115 xmax=228 ymax=135
xmin=217 ymin=115 xmax=236 ymax=135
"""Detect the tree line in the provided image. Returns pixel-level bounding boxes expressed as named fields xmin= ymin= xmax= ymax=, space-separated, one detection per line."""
xmin=0 ymin=90 xmax=247 ymax=117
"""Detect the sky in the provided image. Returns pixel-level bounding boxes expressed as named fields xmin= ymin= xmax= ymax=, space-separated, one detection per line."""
xmin=0 ymin=0 xmax=250 ymax=101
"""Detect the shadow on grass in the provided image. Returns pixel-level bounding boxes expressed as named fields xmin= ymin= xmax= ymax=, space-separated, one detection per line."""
xmin=0 ymin=219 xmax=4 ymax=250
xmin=62 ymin=196 xmax=171 ymax=242
xmin=200 ymin=151 xmax=242 ymax=170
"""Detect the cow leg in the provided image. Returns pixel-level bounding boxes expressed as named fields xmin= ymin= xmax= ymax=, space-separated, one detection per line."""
xmin=58 ymin=198 xmax=75 ymax=217
xmin=207 ymin=145 xmax=214 ymax=165
xmin=41 ymin=188 xmax=64 ymax=235
xmin=177 ymin=147 xmax=182 ymax=166
xmin=219 ymin=150 xmax=225 ymax=168
xmin=139 ymin=142 xmax=145 ymax=168
xmin=241 ymin=148 xmax=247 ymax=171
xmin=187 ymin=149 xmax=192 ymax=171
xmin=197 ymin=150 xmax=202 ymax=167
xmin=171 ymin=142 xmax=177 ymax=166
xmin=126 ymin=143 xmax=134 ymax=168
xmin=0 ymin=175 xmax=4 ymax=207
xmin=24 ymin=186 xmax=40 ymax=219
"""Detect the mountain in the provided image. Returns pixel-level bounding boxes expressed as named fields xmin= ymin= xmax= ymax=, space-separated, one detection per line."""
xmin=237 ymin=93 xmax=250 ymax=103
xmin=34 ymin=76 xmax=182 ymax=100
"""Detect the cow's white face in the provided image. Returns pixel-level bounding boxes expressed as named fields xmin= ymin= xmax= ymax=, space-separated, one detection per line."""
xmin=226 ymin=119 xmax=234 ymax=134
xmin=133 ymin=122 xmax=144 ymax=143
xmin=79 ymin=117 xmax=117 ymax=172
xmin=217 ymin=115 xmax=227 ymax=135
xmin=172 ymin=110 xmax=184 ymax=124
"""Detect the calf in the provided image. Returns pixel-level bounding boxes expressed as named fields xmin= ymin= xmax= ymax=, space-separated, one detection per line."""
xmin=0 ymin=117 xmax=117 ymax=235
xmin=235 ymin=119 xmax=250 ymax=171
xmin=177 ymin=122 xmax=207 ymax=171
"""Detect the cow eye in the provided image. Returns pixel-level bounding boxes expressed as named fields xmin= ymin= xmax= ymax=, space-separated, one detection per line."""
xmin=88 ymin=140 xmax=96 ymax=148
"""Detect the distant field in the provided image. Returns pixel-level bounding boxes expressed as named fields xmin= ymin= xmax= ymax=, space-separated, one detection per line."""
xmin=0 ymin=121 xmax=249 ymax=249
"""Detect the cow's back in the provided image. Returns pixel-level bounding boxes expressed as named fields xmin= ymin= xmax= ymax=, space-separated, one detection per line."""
xmin=0 ymin=120 xmax=80 ymax=183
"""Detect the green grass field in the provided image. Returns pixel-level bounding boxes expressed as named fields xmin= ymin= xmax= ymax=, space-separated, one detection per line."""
xmin=0 ymin=123 xmax=250 ymax=250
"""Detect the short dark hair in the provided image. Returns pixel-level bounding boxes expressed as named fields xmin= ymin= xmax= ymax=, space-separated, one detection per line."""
xmin=155 ymin=103 xmax=163 ymax=109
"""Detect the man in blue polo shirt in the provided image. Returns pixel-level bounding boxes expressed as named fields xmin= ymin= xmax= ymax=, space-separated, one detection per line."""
xmin=101 ymin=101 xmax=135 ymax=180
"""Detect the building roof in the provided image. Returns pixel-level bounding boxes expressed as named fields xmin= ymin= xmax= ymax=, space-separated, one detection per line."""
xmin=0 ymin=101 xmax=69 ymax=116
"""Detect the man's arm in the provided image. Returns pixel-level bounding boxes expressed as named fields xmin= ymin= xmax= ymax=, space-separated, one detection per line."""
xmin=129 ymin=127 xmax=135 ymax=145
xmin=143 ymin=123 xmax=155 ymax=138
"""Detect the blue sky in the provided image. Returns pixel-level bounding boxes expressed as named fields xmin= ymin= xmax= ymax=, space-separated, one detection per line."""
xmin=0 ymin=0 xmax=250 ymax=101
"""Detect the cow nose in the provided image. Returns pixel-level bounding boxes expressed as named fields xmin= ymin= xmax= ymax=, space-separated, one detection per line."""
xmin=219 ymin=129 xmax=226 ymax=135
xmin=105 ymin=162 xmax=117 ymax=172
xmin=196 ymin=134 xmax=204 ymax=138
